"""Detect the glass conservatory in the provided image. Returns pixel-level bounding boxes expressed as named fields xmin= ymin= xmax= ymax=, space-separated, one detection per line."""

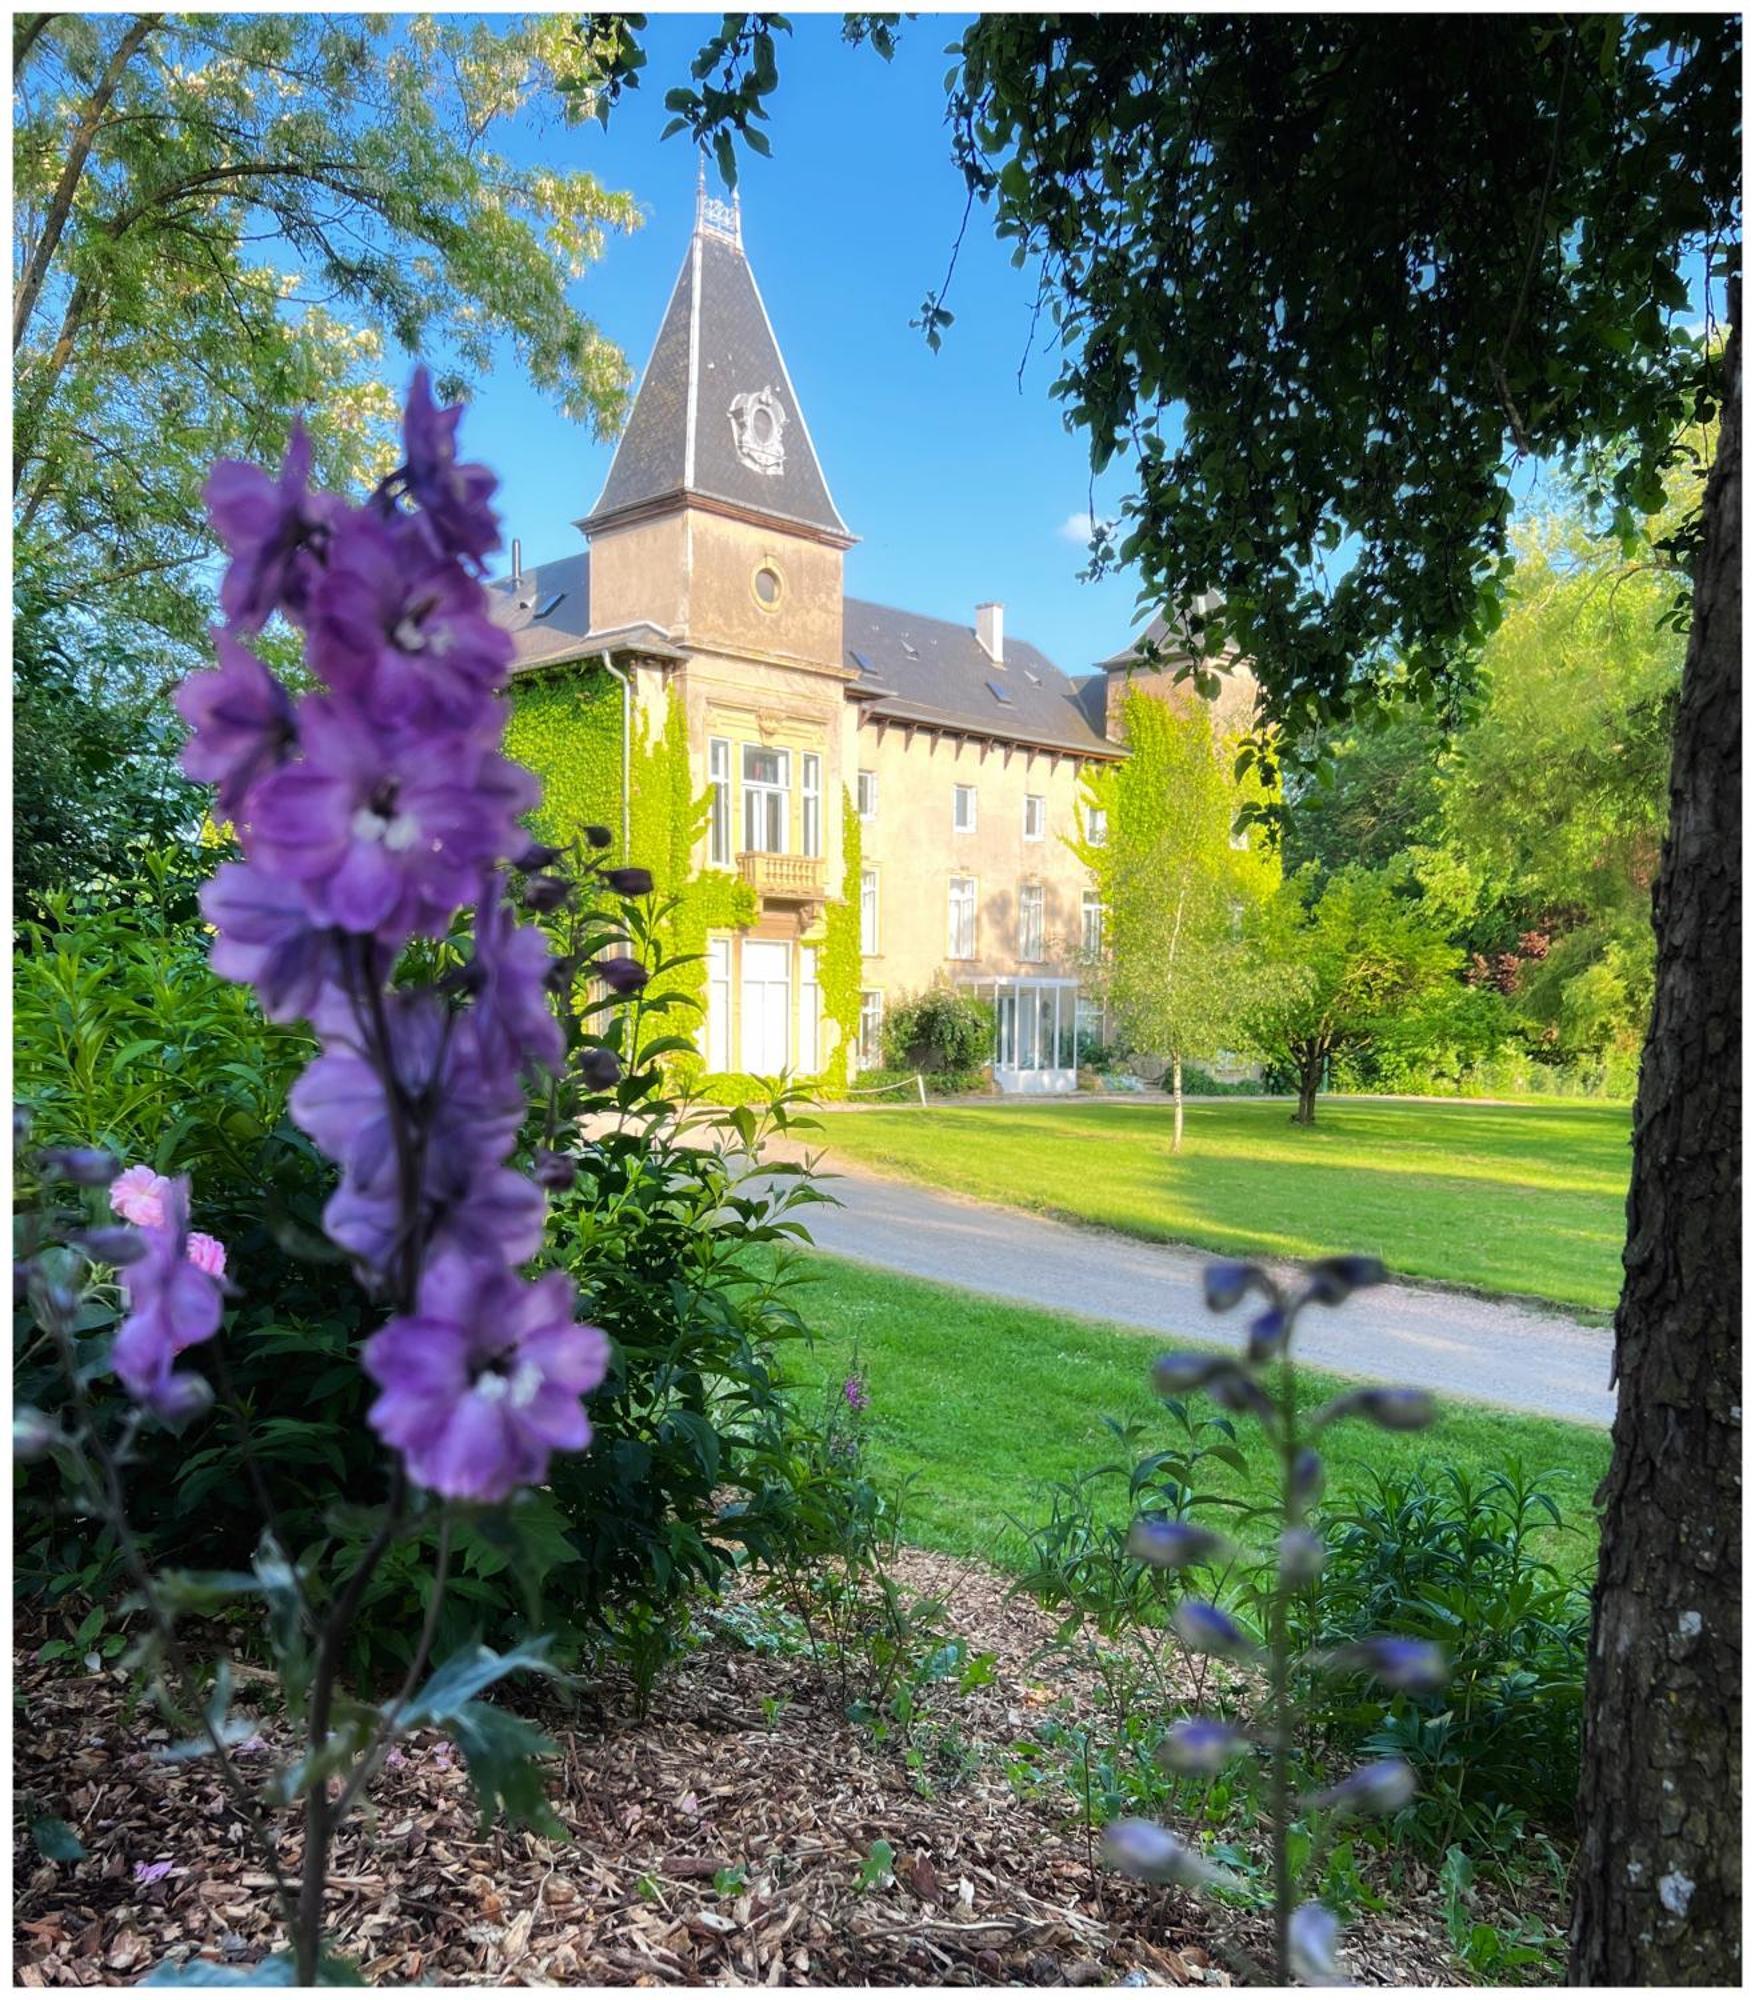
xmin=961 ymin=975 xmax=1084 ymax=1093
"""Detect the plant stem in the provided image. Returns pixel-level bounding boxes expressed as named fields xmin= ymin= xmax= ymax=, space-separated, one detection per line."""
xmin=1270 ymin=1326 xmax=1299 ymax=1983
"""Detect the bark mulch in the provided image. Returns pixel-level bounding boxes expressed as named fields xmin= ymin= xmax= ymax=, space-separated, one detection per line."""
xmin=14 ymin=1552 xmax=1467 ymax=1987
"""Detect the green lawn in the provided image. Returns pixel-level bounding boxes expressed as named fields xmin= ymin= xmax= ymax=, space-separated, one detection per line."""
xmin=812 ymin=1098 xmax=1631 ymax=1313
xmin=783 ymin=1255 xmax=1610 ymax=1579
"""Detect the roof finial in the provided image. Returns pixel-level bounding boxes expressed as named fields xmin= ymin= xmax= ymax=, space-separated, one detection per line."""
xmin=696 ymin=152 xmax=742 ymax=249
xmin=695 ymin=150 xmax=707 ymax=231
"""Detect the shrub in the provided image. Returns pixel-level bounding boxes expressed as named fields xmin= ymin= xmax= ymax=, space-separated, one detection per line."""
xmin=880 ymin=985 xmax=993 ymax=1080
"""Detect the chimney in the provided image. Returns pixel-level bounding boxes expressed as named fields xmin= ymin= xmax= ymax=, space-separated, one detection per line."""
xmin=976 ymin=601 xmax=1004 ymax=664
xmin=511 ymin=537 xmax=523 ymax=588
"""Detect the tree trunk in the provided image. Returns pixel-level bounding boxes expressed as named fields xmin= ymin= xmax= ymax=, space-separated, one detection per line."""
xmin=1171 ymin=1053 xmax=1184 ymax=1151
xmin=1290 ymin=1043 xmax=1321 ymax=1125
xmin=1567 ymin=330 xmax=1741 ymax=1985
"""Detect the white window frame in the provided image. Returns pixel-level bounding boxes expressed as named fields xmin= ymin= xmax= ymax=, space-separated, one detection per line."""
xmin=1019 ymin=882 xmax=1046 ymax=963
xmin=708 ymin=738 xmax=732 ymax=867
xmin=801 ymin=752 xmax=822 ymax=858
xmin=1081 ymin=890 xmax=1104 ymax=959
xmin=1023 ymin=793 xmax=1046 ymax=842
xmin=947 ymin=874 xmax=977 ymax=960
xmin=1086 ymin=805 xmax=1108 ymax=847
xmin=798 ymin=944 xmax=821 ymax=1075
xmin=742 ymin=743 xmax=790 ymax=854
xmin=856 ymin=769 xmax=878 ymax=821
xmin=858 ymin=990 xmax=884 ymax=1070
xmin=953 ymin=783 xmax=978 ymax=834
xmin=703 ymin=934 xmax=732 ymax=1071
xmin=860 ymin=867 xmax=879 ymax=955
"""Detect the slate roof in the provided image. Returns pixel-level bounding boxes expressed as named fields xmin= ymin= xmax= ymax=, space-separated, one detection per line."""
xmin=585 ymin=214 xmax=851 ymax=543
xmin=485 ymin=551 xmax=594 ymax=669
xmin=844 ymin=598 xmax=1121 ymax=759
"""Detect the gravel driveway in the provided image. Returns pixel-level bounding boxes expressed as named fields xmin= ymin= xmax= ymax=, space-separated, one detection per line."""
xmin=790 ymin=1162 xmax=1616 ymax=1427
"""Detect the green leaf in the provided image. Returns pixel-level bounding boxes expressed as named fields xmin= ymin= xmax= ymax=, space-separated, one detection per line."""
xmin=854 ymin=1838 xmax=895 ymax=1891
xmin=403 ymin=1639 xmax=562 ymax=1726
xmin=445 ymin=1700 xmax=563 ymax=1833
xmin=142 ymin=1959 xmax=295 ymax=1986
xmin=31 ymin=1815 xmax=86 ymax=1862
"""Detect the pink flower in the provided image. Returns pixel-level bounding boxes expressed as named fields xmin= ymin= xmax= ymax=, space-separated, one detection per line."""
xmin=186 ymin=1232 xmax=228 ymax=1279
xmin=109 ymin=1165 xmax=171 ymax=1229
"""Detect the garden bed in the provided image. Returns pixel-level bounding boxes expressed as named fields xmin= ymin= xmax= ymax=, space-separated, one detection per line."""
xmin=11 ymin=1552 xmax=1494 ymax=1989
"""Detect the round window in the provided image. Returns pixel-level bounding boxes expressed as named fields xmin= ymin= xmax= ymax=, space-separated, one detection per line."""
xmin=753 ymin=564 xmax=782 ymax=608
xmin=750 ymin=404 xmax=775 ymax=445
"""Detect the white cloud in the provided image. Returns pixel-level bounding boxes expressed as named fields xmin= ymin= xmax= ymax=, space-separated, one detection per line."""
xmin=1059 ymin=510 xmax=1103 ymax=546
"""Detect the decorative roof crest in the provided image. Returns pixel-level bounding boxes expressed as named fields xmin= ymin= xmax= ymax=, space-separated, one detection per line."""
xmin=696 ymin=152 xmax=742 ymax=247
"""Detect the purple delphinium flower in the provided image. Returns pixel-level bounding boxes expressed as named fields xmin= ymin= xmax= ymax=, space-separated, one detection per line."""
xmin=1171 ymin=1599 xmax=1256 ymax=1659
xmin=594 ymin=955 xmax=650 ymax=996
xmin=363 ymin=1255 xmax=609 ymax=1501
xmin=470 ymin=885 xmax=565 ymax=1075
xmin=1289 ymin=1901 xmax=1342 ymax=1984
xmin=842 ymin=1375 xmax=870 ymax=1412
xmin=1102 ymin=1818 xmax=1225 ymax=1889
xmin=36 ymin=1147 xmax=120 ymax=1188
xmin=173 ymin=631 xmax=298 ymax=815
xmin=1246 ymin=1303 xmax=1290 ymax=1363
xmin=246 ymin=695 xmax=535 ymax=943
xmin=1158 ymin=1717 xmax=1249 ymax=1776
xmin=111 ymin=1178 xmax=223 ymax=1417
xmin=602 ymin=867 xmax=655 ymax=897
xmin=1126 ymin=1517 xmax=1231 ymax=1569
xmin=401 ymin=367 xmax=501 ymax=571
xmin=1305 ymin=1759 xmax=1417 ymax=1817
xmin=200 ymin=861 xmax=352 ymax=1023
xmin=205 ymin=420 xmax=334 ymax=632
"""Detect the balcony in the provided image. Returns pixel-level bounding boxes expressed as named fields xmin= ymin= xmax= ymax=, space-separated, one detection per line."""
xmin=737 ymin=851 xmax=826 ymax=903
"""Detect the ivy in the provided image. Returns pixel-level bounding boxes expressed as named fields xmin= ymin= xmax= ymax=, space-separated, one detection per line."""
xmin=505 ymin=671 xmax=624 ymax=852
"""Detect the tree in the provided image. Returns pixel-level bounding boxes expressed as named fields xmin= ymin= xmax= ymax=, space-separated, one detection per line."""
xmin=12 ymin=12 xmax=642 ymax=687
xmin=1283 ymin=704 xmax=1450 ymax=880
xmin=1078 ymin=686 xmax=1276 ymax=1147
xmin=1242 ymin=866 xmax=1460 ymax=1126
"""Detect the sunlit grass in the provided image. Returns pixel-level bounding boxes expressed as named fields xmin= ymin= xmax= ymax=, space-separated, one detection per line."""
xmin=810 ymin=1098 xmax=1630 ymax=1312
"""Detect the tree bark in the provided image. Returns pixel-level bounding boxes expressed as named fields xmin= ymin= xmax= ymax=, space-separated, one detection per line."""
xmin=1567 ymin=329 xmax=1741 ymax=1985
xmin=1171 ymin=1052 xmax=1184 ymax=1151
xmin=1291 ymin=1043 xmax=1321 ymax=1125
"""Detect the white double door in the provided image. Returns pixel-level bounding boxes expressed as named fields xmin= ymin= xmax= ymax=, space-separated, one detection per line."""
xmin=740 ymin=939 xmax=791 ymax=1074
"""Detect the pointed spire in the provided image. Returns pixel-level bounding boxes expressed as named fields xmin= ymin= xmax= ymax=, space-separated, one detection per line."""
xmin=695 ymin=151 xmax=742 ymax=249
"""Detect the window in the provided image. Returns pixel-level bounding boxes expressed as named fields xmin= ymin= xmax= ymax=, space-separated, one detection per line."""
xmin=948 ymin=875 xmax=977 ymax=960
xmin=860 ymin=867 xmax=879 ymax=954
xmin=704 ymin=936 xmax=732 ymax=1071
xmin=801 ymin=753 xmax=822 ymax=857
xmin=858 ymin=991 xmax=884 ymax=1070
xmin=1020 ymin=883 xmax=1045 ymax=962
xmin=753 ymin=563 xmax=783 ymax=608
xmin=1086 ymin=805 xmax=1109 ymax=846
xmin=708 ymin=738 xmax=731 ymax=866
xmin=953 ymin=783 xmax=978 ymax=833
xmin=1023 ymin=794 xmax=1046 ymax=841
xmin=856 ymin=769 xmax=877 ymax=821
xmin=742 ymin=744 xmax=789 ymax=854
xmin=798 ymin=946 xmax=821 ymax=1075
xmin=1081 ymin=890 xmax=1103 ymax=959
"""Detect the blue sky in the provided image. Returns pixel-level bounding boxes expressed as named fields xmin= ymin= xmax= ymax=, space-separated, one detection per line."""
xmin=462 ymin=13 xmax=1148 ymax=676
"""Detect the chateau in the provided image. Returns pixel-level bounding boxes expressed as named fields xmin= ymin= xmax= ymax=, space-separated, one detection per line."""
xmin=489 ymin=185 xmax=1243 ymax=1092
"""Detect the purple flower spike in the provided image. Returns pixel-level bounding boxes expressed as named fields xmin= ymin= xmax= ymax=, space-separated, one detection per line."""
xmin=1159 ymin=1717 xmax=1248 ymax=1776
xmin=1289 ymin=1901 xmax=1342 ymax=1984
xmin=363 ymin=1255 xmax=609 ymax=1501
xmin=1101 ymin=1818 xmax=1224 ymax=1889
xmin=174 ymin=631 xmax=298 ymax=816
xmin=1305 ymin=1254 xmax=1387 ymax=1306
xmin=1171 ymin=1599 xmax=1255 ymax=1659
xmin=205 ymin=420 xmax=333 ymax=632
xmin=842 ymin=1375 xmax=870 ymax=1412
xmin=1126 ymin=1517 xmax=1231 ymax=1570
xmin=1305 ymin=1760 xmax=1417 ymax=1818
xmin=1202 ymin=1260 xmax=1262 ymax=1312
xmin=402 ymin=367 xmax=501 ymax=571
xmin=111 ymin=1178 xmax=224 ymax=1416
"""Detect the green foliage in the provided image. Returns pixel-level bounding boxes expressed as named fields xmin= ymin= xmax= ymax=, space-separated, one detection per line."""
xmin=934 ymin=14 xmax=1736 ymax=793
xmin=1243 ymin=865 xmax=1464 ymax=1119
xmin=1285 ymin=705 xmax=1452 ymax=879
xmin=505 ymin=670 xmax=626 ymax=855
xmin=880 ymin=985 xmax=993 ymax=1086
xmin=1079 ymin=688 xmax=1278 ymax=1074
xmin=14 ymin=12 xmax=642 ymax=675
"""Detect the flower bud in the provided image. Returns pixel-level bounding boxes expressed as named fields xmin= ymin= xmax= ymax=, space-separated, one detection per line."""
xmin=1319 ymin=1386 xmax=1436 ymax=1432
xmin=1126 ymin=1517 xmax=1231 ymax=1570
xmin=153 ymin=1372 xmax=215 ymax=1427
xmin=532 ymin=1149 xmax=577 ymax=1191
xmin=1158 ymin=1717 xmax=1248 ymax=1776
xmin=584 ymin=824 xmax=614 ymax=850
xmin=1304 ymin=1254 xmax=1387 ymax=1306
xmin=1151 ymin=1351 xmax=1234 ymax=1397
xmin=577 ymin=1046 xmax=622 ymax=1090
xmin=1202 ymin=1259 xmax=1263 ymax=1312
xmin=36 ymin=1146 xmax=121 ymax=1187
xmin=1305 ymin=1759 xmax=1416 ymax=1817
xmin=13 ymin=1407 xmax=59 ymax=1462
xmin=514 ymin=840 xmax=566 ymax=872
xmin=594 ymin=955 xmax=649 ymax=996
xmin=1289 ymin=1901 xmax=1341 ymax=1984
xmin=75 ymin=1226 xmax=149 ymax=1267
xmin=603 ymin=867 xmax=654 ymax=897
xmin=1246 ymin=1304 xmax=1290 ymax=1363
xmin=1102 ymin=1817 xmax=1224 ymax=1888
xmin=522 ymin=874 xmax=571 ymax=913
xmin=1278 ymin=1528 xmax=1326 ymax=1584
xmin=1324 ymin=1635 xmax=1447 ymax=1693
xmin=1290 ymin=1446 xmax=1325 ymax=1517
xmin=1207 ymin=1369 xmax=1276 ymax=1424
xmin=1171 ymin=1599 xmax=1255 ymax=1659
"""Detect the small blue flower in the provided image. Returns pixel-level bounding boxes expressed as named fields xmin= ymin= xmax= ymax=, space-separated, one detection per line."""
xmin=1126 ymin=1517 xmax=1231 ymax=1569
xmin=1305 ymin=1760 xmax=1417 ymax=1817
xmin=1102 ymin=1817 xmax=1224 ymax=1888
xmin=1328 ymin=1636 xmax=1449 ymax=1693
xmin=1289 ymin=1901 xmax=1342 ymax=1983
xmin=1159 ymin=1717 xmax=1249 ymax=1776
xmin=1172 ymin=1599 xmax=1255 ymax=1659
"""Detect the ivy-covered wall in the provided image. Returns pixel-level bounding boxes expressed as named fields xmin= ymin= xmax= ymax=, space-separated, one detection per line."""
xmin=505 ymin=670 xmax=624 ymax=854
